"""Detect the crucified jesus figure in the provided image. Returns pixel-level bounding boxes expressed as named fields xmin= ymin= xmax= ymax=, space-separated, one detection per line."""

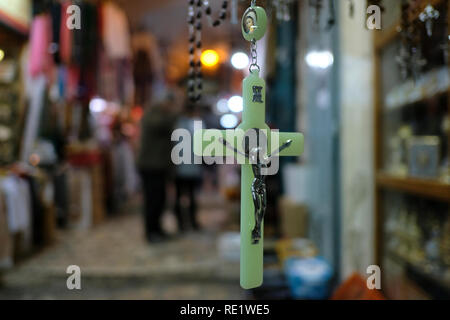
xmin=219 ymin=134 xmax=293 ymax=244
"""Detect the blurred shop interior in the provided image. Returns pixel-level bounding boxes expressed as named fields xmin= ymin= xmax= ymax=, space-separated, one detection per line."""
xmin=0 ymin=0 xmax=449 ymax=300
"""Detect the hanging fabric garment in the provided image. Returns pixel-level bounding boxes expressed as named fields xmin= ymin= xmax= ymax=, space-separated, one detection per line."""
xmin=131 ymin=32 xmax=165 ymax=94
xmin=0 ymin=175 xmax=32 ymax=251
xmin=60 ymin=1 xmax=73 ymax=65
xmin=29 ymin=14 xmax=53 ymax=78
xmin=97 ymin=49 xmax=118 ymax=102
xmin=50 ymin=1 xmax=62 ymax=64
xmin=133 ymin=49 xmax=153 ymax=106
xmin=0 ymin=191 xmax=13 ymax=270
xmin=101 ymin=2 xmax=131 ymax=59
xmin=21 ymin=75 xmax=47 ymax=163
xmin=117 ymin=58 xmax=134 ymax=105
xmin=23 ymin=175 xmax=45 ymax=246
xmin=111 ymin=138 xmax=139 ymax=201
xmin=66 ymin=65 xmax=80 ymax=101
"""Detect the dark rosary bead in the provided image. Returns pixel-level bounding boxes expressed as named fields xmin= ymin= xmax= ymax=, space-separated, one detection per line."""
xmin=196 ymin=41 xmax=202 ymax=48
xmin=219 ymin=11 xmax=226 ymax=20
xmin=196 ymin=11 xmax=202 ymax=19
xmin=189 ymin=35 xmax=195 ymax=42
xmin=213 ymin=20 xmax=220 ymax=27
xmin=188 ymin=0 xmax=194 ymax=5
xmin=189 ymin=61 xmax=195 ymax=67
xmin=187 ymin=16 xmax=194 ymax=24
xmin=197 ymin=83 xmax=203 ymax=90
xmin=189 ymin=47 xmax=194 ymax=54
xmin=196 ymin=22 xmax=202 ymax=30
xmin=222 ymin=1 xmax=228 ymax=9
xmin=206 ymin=7 xmax=211 ymax=15
xmin=196 ymin=0 xmax=202 ymax=7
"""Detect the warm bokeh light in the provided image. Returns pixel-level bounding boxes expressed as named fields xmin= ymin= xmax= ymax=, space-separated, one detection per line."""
xmin=0 ymin=49 xmax=5 ymax=62
xmin=201 ymin=49 xmax=220 ymax=67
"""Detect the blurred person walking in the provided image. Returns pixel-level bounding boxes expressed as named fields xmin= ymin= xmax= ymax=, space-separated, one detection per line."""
xmin=137 ymin=92 xmax=178 ymax=243
xmin=174 ymin=103 xmax=203 ymax=232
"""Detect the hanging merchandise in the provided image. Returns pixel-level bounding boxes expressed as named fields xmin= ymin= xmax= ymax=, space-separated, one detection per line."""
xmin=272 ymin=0 xmax=294 ymax=22
xmin=49 ymin=1 xmax=62 ymax=64
xmin=0 ymin=192 xmax=13 ymax=270
xmin=0 ymin=174 xmax=32 ymax=254
xmin=101 ymin=1 xmax=131 ymax=60
xmin=28 ymin=14 xmax=53 ymax=78
xmin=60 ymin=1 xmax=73 ymax=65
xmin=193 ymin=0 xmax=304 ymax=289
xmin=131 ymin=32 xmax=165 ymax=105
xmin=309 ymin=0 xmax=323 ymax=30
xmin=348 ymin=0 xmax=354 ymax=18
xmin=326 ymin=0 xmax=335 ymax=30
xmin=419 ymin=4 xmax=440 ymax=37
xmin=396 ymin=0 xmax=431 ymax=81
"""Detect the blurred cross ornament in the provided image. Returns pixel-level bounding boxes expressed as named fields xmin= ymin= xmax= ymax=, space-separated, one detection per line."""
xmin=309 ymin=0 xmax=323 ymax=30
xmin=348 ymin=0 xmax=354 ymax=18
xmin=409 ymin=18 xmax=427 ymax=81
xmin=273 ymin=0 xmax=293 ymax=22
xmin=326 ymin=0 xmax=336 ymax=30
xmin=194 ymin=1 xmax=304 ymax=290
xmin=419 ymin=4 xmax=440 ymax=37
xmin=396 ymin=44 xmax=411 ymax=80
xmin=396 ymin=0 xmax=414 ymax=80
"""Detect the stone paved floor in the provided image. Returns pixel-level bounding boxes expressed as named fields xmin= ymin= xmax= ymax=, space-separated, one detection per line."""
xmin=0 ymin=194 xmax=247 ymax=300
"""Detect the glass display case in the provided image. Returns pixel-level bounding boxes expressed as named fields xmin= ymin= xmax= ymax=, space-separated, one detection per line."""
xmin=374 ymin=0 xmax=450 ymax=299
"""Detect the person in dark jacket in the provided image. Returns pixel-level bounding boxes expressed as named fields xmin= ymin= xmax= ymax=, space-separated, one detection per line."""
xmin=137 ymin=93 xmax=178 ymax=243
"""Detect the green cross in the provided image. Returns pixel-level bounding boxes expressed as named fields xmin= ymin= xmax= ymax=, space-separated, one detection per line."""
xmin=193 ymin=4 xmax=304 ymax=290
xmin=193 ymin=70 xmax=303 ymax=289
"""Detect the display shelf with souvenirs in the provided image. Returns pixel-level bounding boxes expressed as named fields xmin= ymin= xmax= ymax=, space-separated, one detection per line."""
xmin=0 ymin=24 xmax=27 ymax=166
xmin=382 ymin=191 xmax=450 ymax=299
xmin=374 ymin=0 xmax=450 ymax=299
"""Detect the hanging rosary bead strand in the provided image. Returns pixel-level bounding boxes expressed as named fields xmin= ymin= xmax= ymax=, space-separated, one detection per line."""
xmin=195 ymin=0 xmax=203 ymax=100
xmin=187 ymin=0 xmax=229 ymax=103
xmin=187 ymin=0 xmax=204 ymax=102
xmin=203 ymin=0 xmax=228 ymax=27
xmin=187 ymin=0 xmax=197 ymax=102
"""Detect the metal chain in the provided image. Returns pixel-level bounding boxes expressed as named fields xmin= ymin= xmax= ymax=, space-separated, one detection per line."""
xmin=251 ymin=0 xmax=256 ymax=7
xmin=249 ymin=39 xmax=260 ymax=73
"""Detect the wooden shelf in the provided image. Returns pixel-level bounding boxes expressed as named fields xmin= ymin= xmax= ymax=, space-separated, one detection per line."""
xmin=376 ymin=173 xmax=450 ymax=202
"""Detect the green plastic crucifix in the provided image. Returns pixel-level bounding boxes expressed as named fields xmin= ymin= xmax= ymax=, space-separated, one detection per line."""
xmin=194 ymin=3 xmax=304 ymax=289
